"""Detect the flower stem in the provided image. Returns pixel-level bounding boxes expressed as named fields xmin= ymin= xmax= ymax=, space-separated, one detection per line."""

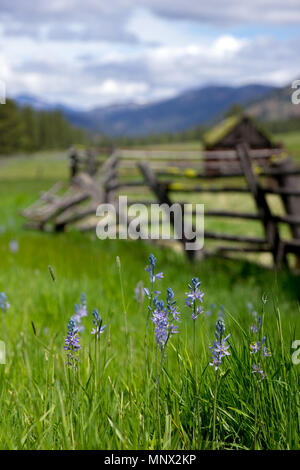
xmin=212 ymin=369 xmax=219 ymax=449
xmin=254 ymin=383 xmax=258 ymax=449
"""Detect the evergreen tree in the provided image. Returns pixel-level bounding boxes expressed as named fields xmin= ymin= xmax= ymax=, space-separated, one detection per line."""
xmin=0 ymin=99 xmax=27 ymax=154
xmin=0 ymin=99 xmax=88 ymax=155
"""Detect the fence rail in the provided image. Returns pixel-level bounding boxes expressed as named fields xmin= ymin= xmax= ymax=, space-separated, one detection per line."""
xmin=21 ymin=143 xmax=300 ymax=270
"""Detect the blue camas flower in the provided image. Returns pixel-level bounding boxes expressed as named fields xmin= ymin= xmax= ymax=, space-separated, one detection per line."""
xmin=252 ymin=363 xmax=266 ymax=380
xmin=250 ymin=315 xmax=262 ymax=334
xmin=166 ymin=288 xmax=180 ymax=321
xmin=64 ymin=318 xmax=81 ymax=368
xmin=0 ymin=293 xmax=10 ymax=313
xmin=144 ymin=254 xmax=164 ymax=334
xmin=152 ymin=301 xmax=169 ymax=348
xmin=145 ymin=254 xmax=164 ymax=284
xmin=134 ymin=281 xmax=145 ymax=304
xmin=250 ymin=340 xmax=262 ymax=354
xmin=206 ymin=303 xmax=217 ymax=317
xmin=249 ymin=305 xmax=271 ymax=380
xmin=250 ymin=336 xmax=271 ymax=356
xmin=91 ymin=309 xmax=106 ymax=339
xmin=151 ymin=289 xmax=180 ymax=350
xmin=185 ymin=277 xmax=204 ymax=320
xmin=263 ymin=345 xmax=271 ymax=357
xmin=209 ymin=318 xmax=230 ymax=371
xmin=72 ymin=293 xmax=88 ymax=332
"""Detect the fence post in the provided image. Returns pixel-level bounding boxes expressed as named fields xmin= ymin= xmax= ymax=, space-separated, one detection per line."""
xmin=101 ymin=151 xmax=120 ymax=204
xmin=69 ymin=147 xmax=79 ymax=180
xmin=138 ymin=161 xmax=196 ymax=261
xmin=271 ymin=156 xmax=300 ymax=267
xmin=87 ymin=149 xmax=97 ymax=176
xmin=236 ymin=142 xmax=285 ymax=268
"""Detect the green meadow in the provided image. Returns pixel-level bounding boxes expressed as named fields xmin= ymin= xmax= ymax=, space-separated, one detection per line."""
xmin=0 ymin=145 xmax=299 ymax=450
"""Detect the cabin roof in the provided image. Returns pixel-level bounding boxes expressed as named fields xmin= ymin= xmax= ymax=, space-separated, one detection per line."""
xmin=203 ymin=114 xmax=273 ymax=149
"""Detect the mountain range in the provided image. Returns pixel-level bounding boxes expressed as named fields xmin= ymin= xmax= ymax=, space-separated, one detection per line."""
xmin=13 ymin=82 xmax=298 ymax=137
xmin=247 ymin=85 xmax=300 ymax=121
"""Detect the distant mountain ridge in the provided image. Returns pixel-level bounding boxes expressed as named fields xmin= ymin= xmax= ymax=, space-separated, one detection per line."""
xmin=14 ymin=93 xmax=81 ymax=113
xmin=247 ymin=85 xmax=300 ymax=121
xmin=63 ymin=84 xmax=277 ymax=136
xmin=14 ymin=84 xmax=280 ymax=137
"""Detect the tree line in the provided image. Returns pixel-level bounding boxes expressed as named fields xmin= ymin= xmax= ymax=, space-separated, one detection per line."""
xmin=1 ymin=98 xmax=298 ymax=155
xmin=0 ymin=99 xmax=87 ymax=155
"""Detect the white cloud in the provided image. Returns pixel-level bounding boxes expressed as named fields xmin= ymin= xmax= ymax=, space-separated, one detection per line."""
xmin=86 ymin=79 xmax=149 ymax=100
xmin=0 ymin=2 xmax=299 ymax=108
xmin=141 ymin=0 xmax=300 ymax=25
xmin=0 ymin=54 xmax=12 ymax=82
xmin=211 ymin=35 xmax=248 ymax=58
xmin=1 ymin=1 xmax=300 ymax=43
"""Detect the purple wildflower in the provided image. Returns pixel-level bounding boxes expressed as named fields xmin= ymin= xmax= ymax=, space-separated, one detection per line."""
xmin=247 ymin=302 xmax=254 ymax=313
xmin=250 ymin=315 xmax=262 ymax=334
xmin=151 ymin=289 xmax=180 ymax=350
xmin=91 ymin=309 xmax=106 ymax=339
xmin=72 ymin=293 xmax=88 ymax=332
xmin=152 ymin=302 xmax=168 ymax=348
xmin=250 ymin=336 xmax=269 ymax=355
xmin=155 ymin=272 xmax=164 ymax=280
xmin=144 ymin=254 xmax=164 ymax=336
xmin=166 ymin=288 xmax=180 ymax=321
xmin=249 ymin=305 xmax=271 ymax=380
xmin=215 ymin=318 xmax=226 ymax=338
xmin=252 ymin=363 xmax=266 ymax=380
xmin=185 ymin=277 xmax=204 ymax=320
xmin=134 ymin=281 xmax=145 ymax=304
xmin=263 ymin=345 xmax=272 ymax=357
xmin=145 ymin=254 xmax=164 ymax=284
xmin=9 ymin=240 xmax=19 ymax=253
xmin=192 ymin=306 xmax=203 ymax=320
xmin=144 ymin=287 xmax=150 ymax=298
xmin=209 ymin=318 xmax=230 ymax=371
xmin=144 ymin=287 xmax=160 ymax=299
xmin=250 ymin=341 xmax=262 ymax=354
xmin=205 ymin=303 xmax=216 ymax=317
xmin=64 ymin=318 xmax=81 ymax=368
xmin=0 ymin=293 xmax=10 ymax=313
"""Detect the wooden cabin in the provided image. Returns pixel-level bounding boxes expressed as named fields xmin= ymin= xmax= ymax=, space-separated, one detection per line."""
xmin=202 ymin=114 xmax=282 ymax=175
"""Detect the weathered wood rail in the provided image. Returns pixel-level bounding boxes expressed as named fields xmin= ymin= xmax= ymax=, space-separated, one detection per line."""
xmin=21 ymin=143 xmax=300 ymax=270
xmin=69 ymin=146 xmax=113 ymax=178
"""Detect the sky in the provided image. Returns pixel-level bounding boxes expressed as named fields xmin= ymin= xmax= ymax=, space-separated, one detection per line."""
xmin=0 ymin=1 xmax=299 ymax=110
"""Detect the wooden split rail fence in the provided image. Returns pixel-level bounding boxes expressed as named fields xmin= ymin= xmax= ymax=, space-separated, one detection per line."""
xmin=22 ymin=143 xmax=300 ymax=269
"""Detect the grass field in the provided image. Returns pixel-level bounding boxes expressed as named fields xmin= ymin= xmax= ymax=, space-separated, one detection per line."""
xmin=275 ymin=132 xmax=300 ymax=161
xmin=130 ymin=131 xmax=300 ymax=160
xmin=0 ymin=148 xmax=299 ymax=450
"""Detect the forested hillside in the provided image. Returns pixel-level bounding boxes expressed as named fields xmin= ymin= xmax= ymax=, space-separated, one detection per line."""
xmin=0 ymin=99 xmax=87 ymax=155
